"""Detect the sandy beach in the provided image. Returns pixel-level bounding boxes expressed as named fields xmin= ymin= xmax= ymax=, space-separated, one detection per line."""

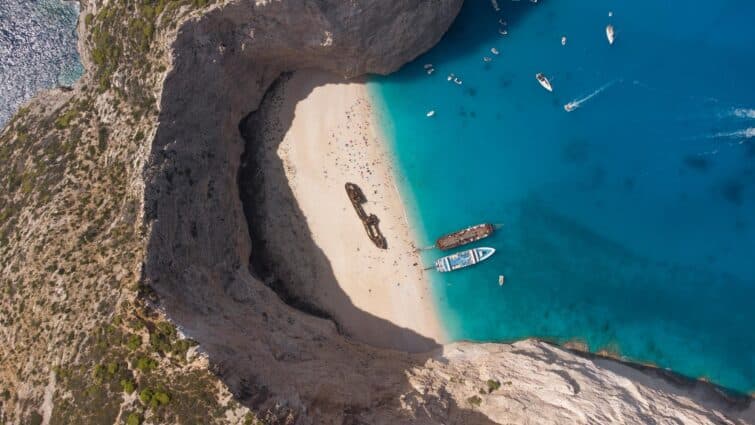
xmin=240 ymin=70 xmax=446 ymax=352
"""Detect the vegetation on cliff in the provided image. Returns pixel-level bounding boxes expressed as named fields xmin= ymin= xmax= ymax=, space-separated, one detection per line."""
xmin=0 ymin=0 xmax=262 ymax=423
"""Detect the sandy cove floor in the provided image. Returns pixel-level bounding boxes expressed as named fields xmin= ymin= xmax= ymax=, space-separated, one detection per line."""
xmin=249 ymin=70 xmax=446 ymax=351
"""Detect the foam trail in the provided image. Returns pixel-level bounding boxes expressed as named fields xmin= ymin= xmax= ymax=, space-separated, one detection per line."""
xmin=564 ymin=80 xmax=618 ymax=112
xmin=708 ymin=128 xmax=755 ymax=139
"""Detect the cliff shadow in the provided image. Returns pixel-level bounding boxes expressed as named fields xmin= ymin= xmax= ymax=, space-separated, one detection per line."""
xmin=238 ymin=70 xmax=439 ymax=353
xmin=382 ymin=0 xmax=543 ymax=84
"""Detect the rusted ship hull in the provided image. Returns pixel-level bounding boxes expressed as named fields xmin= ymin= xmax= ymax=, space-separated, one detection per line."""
xmin=436 ymin=223 xmax=494 ymax=250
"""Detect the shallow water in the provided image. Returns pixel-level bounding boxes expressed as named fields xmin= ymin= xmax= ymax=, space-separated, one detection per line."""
xmin=0 ymin=0 xmax=83 ymax=126
xmin=371 ymin=0 xmax=755 ymax=393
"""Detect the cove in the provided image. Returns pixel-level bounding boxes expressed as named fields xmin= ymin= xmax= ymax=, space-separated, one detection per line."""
xmin=370 ymin=0 xmax=755 ymax=393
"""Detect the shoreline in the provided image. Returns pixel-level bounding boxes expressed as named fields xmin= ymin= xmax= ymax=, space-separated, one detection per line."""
xmin=239 ymin=70 xmax=446 ymax=352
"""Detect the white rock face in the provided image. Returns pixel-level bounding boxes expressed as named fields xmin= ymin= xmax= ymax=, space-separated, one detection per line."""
xmin=141 ymin=0 xmax=754 ymax=423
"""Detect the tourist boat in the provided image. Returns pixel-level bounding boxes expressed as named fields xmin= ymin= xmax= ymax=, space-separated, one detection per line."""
xmin=535 ymin=73 xmax=553 ymax=92
xmin=435 ymin=223 xmax=495 ymax=250
xmin=435 ymin=247 xmax=496 ymax=272
xmin=606 ymin=24 xmax=615 ymax=45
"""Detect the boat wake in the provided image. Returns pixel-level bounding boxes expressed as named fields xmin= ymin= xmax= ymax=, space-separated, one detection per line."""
xmin=709 ymin=128 xmax=755 ymax=139
xmin=564 ymin=80 xmax=618 ymax=112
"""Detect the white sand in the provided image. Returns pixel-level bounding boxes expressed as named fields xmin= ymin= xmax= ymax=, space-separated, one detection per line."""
xmin=275 ymin=71 xmax=446 ymax=349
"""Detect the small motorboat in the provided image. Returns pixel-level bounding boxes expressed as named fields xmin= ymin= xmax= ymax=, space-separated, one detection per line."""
xmin=535 ymin=73 xmax=553 ymax=92
xmin=606 ymin=24 xmax=615 ymax=45
xmin=564 ymin=102 xmax=577 ymax=112
xmin=435 ymin=247 xmax=496 ymax=272
xmin=426 ymin=68 xmax=435 ymax=75
xmin=561 ymin=36 xmax=567 ymax=46
xmin=499 ymin=29 xmax=508 ymax=36
xmin=483 ymin=56 xmax=492 ymax=62
xmin=498 ymin=275 xmax=505 ymax=286
xmin=447 ymin=73 xmax=454 ymax=81
xmin=454 ymin=77 xmax=463 ymax=85
xmin=423 ymin=63 xmax=433 ymax=69
xmin=426 ymin=110 xmax=436 ymax=117
xmin=491 ymin=47 xmax=500 ymax=55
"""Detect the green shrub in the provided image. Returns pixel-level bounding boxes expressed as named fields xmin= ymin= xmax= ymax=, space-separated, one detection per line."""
xmin=126 ymin=412 xmax=141 ymax=425
xmin=98 ymin=127 xmax=108 ymax=151
xmin=466 ymin=395 xmax=482 ymax=407
xmin=120 ymin=379 xmax=135 ymax=394
xmin=486 ymin=379 xmax=501 ymax=393
xmin=92 ymin=364 xmax=106 ymax=380
xmin=126 ymin=334 xmax=141 ymax=351
xmin=138 ymin=388 xmax=153 ymax=404
xmin=152 ymin=390 xmax=170 ymax=407
xmin=134 ymin=356 xmax=158 ymax=372
xmin=54 ymin=109 xmax=78 ymax=129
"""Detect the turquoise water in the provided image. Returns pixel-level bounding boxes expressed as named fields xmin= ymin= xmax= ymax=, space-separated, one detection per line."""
xmin=0 ymin=0 xmax=83 ymax=126
xmin=370 ymin=0 xmax=755 ymax=393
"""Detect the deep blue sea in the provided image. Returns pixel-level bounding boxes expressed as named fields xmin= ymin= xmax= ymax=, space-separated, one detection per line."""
xmin=370 ymin=0 xmax=755 ymax=393
xmin=0 ymin=0 xmax=82 ymax=126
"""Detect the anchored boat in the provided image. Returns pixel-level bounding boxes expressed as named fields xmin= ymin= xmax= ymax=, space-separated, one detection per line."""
xmin=435 ymin=247 xmax=496 ymax=272
xmin=606 ymin=24 xmax=615 ymax=45
xmin=536 ymin=73 xmax=553 ymax=92
xmin=435 ymin=223 xmax=495 ymax=250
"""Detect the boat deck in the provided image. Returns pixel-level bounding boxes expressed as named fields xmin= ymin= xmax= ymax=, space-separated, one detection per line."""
xmin=436 ymin=223 xmax=494 ymax=250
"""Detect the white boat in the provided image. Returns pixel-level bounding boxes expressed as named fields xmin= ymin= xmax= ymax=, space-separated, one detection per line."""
xmin=561 ymin=36 xmax=567 ymax=46
xmin=483 ymin=56 xmax=492 ymax=63
xmin=426 ymin=110 xmax=436 ymax=117
xmin=499 ymin=29 xmax=508 ymax=36
xmin=423 ymin=63 xmax=433 ymax=69
xmin=498 ymin=275 xmax=505 ymax=286
xmin=454 ymin=77 xmax=463 ymax=85
xmin=535 ymin=73 xmax=553 ymax=92
xmin=434 ymin=247 xmax=496 ymax=272
xmin=606 ymin=24 xmax=615 ymax=45
xmin=564 ymin=102 xmax=577 ymax=112
xmin=491 ymin=47 xmax=500 ymax=55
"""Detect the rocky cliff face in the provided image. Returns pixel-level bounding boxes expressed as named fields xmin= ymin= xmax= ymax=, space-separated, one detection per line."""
xmin=1 ymin=0 xmax=753 ymax=424
xmin=142 ymin=0 xmax=753 ymax=423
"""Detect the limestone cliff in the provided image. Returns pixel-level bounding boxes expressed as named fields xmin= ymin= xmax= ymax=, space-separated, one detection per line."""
xmin=0 ymin=0 xmax=752 ymax=424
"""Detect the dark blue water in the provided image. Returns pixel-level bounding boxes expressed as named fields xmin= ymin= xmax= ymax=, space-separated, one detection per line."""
xmin=0 ymin=0 xmax=83 ymax=126
xmin=370 ymin=0 xmax=755 ymax=393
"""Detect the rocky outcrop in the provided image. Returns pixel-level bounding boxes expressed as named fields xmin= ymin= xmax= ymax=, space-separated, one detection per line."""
xmin=139 ymin=0 xmax=754 ymax=423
